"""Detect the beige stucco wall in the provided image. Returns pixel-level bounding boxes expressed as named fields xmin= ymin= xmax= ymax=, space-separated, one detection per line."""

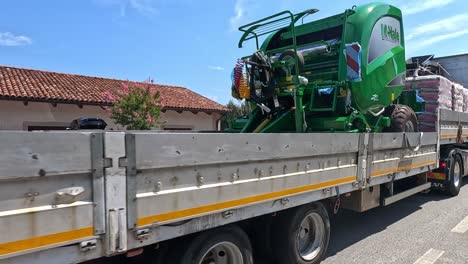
xmin=0 ymin=100 xmax=222 ymax=131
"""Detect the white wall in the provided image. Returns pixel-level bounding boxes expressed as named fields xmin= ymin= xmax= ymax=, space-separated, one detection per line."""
xmin=0 ymin=100 xmax=222 ymax=131
xmin=160 ymin=110 xmax=221 ymax=130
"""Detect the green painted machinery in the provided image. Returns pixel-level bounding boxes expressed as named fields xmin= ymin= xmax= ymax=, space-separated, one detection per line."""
xmin=230 ymin=2 xmax=421 ymax=133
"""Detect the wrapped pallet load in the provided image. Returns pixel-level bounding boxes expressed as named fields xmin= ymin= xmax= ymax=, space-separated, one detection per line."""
xmin=463 ymin=88 xmax=468 ymax=113
xmin=405 ymin=75 xmax=453 ymax=132
xmin=452 ymin=83 xmax=464 ymax=112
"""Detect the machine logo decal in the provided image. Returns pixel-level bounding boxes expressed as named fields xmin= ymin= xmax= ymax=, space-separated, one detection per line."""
xmin=381 ymin=24 xmax=400 ymax=43
xmin=371 ymin=94 xmax=379 ymax=102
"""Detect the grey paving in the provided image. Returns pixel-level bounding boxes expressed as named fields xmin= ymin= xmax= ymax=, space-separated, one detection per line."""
xmin=323 ymin=178 xmax=468 ymax=264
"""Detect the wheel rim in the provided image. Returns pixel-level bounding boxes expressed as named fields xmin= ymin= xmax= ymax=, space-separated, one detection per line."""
xmin=296 ymin=212 xmax=326 ymax=261
xmin=199 ymin=242 xmax=244 ymax=264
xmin=453 ymin=161 xmax=461 ymax=187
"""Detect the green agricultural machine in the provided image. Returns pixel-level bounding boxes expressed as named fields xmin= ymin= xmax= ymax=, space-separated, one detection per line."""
xmin=230 ymin=2 xmax=423 ymax=133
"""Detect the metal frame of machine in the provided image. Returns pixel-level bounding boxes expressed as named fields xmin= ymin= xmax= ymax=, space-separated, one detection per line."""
xmin=231 ymin=3 xmax=416 ymax=133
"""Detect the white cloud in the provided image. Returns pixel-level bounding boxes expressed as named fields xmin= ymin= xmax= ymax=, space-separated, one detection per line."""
xmin=405 ymin=12 xmax=468 ymax=54
xmin=128 ymin=0 xmax=156 ymax=15
xmin=406 ymin=14 xmax=468 ymax=40
xmin=94 ymin=0 xmax=156 ymax=16
xmin=0 ymin=32 xmax=32 ymax=46
xmin=401 ymin=0 xmax=456 ymax=15
xmin=230 ymin=0 xmax=247 ymax=31
xmin=208 ymin=65 xmax=225 ymax=71
xmin=407 ymin=29 xmax=468 ymax=53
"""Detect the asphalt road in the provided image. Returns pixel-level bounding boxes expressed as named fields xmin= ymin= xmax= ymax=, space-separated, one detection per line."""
xmin=323 ymin=178 xmax=468 ymax=264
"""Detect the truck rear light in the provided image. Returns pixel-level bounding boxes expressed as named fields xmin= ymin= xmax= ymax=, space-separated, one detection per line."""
xmin=439 ymin=161 xmax=446 ymax=169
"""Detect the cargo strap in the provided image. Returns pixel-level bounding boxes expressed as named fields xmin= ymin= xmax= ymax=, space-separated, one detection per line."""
xmin=405 ymin=132 xmax=423 ymax=152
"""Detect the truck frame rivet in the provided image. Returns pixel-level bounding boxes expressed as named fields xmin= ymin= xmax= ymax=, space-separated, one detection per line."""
xmin=197 ymin=176 xmax=204 ymax=185
xmin=231 ymin=173 xmax=239 ymax=182
xmin=154 ymin=182 xmax=162 ymax=193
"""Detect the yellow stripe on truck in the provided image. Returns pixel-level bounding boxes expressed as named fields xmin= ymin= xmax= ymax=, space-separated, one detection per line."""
xmin=137 ymin=176 xmax=356 ymax=227
xmin=371 ymin=160 xmax=436 ymax=178
xmin=440 ymin=134 xmax=457 ymax=139
xmin=0 ymin=227 xmax=93 ymax=256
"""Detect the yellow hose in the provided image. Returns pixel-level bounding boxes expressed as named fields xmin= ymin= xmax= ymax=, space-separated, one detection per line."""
xmin=253 ymin=117 xmax=271 ymax=133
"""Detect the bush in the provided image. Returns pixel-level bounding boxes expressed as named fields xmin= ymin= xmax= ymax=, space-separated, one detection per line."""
xmin=104 ymin=80 xmax=162 ymax=130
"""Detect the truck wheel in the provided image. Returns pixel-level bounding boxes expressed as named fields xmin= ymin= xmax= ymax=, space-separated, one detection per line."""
xmin=446 ymin=155 xmax=462 ymax=196
xmin=272 ymin=202 xmax=330 ymax=264
xmin=175 ymin=225 xmax=253 ymax=264
xmin=385 ymin=105 xmax=419 ymax=132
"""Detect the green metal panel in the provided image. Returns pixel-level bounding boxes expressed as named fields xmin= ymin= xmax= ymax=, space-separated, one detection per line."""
xmin=345 ymin=3 xmax=406 ymax=114
xmin=232 ymin=2 xmax=408 ymax=133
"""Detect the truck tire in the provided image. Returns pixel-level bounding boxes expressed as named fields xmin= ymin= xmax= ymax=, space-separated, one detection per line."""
xmin=384 ymin=104 xmax=419 ymax=132
xmin=173 ymin=225 xmax=253 ymax=264
xmin=271 ymin=202 xmax=330 ymax=264
xmin=446 ymin=155 xmax=462 ymax=196
xmin=277 ymin=49 xmax=304 ymax=76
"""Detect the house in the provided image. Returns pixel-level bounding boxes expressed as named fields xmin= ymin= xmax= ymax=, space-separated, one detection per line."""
xmin=0 ymin=66 xmax=229 ymax=131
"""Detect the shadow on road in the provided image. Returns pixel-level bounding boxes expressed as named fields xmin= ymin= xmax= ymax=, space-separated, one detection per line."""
xmin=326 ymin=177 xmax=468 ymax=259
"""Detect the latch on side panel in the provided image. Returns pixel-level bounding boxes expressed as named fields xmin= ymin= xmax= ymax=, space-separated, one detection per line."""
xmin=356 ymin=133 xmax=370 ymax=188
xmin=80 ymin=239 xmax=97 ymax=252
xmin=136 ymin=229 xmax=150 ymax=240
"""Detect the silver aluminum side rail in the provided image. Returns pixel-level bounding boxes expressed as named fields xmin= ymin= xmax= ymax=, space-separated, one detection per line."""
xmin=0 ymin=131 xmax=438 ymax=263
xmin=125 ymin=132 xmax=437 ymax=250
xmin=439 ymin=108 xmax=468 ymax=145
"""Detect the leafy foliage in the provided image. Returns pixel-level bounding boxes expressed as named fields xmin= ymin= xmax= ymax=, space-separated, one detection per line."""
xmin=222 ymin=100 xmax=247 ymax=129
xmin=104 ymin=80 xmax=162 ymax=130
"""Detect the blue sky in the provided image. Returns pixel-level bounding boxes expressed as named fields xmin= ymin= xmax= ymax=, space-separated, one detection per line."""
xmin=1 ymin=0 xmax=467 ymax=104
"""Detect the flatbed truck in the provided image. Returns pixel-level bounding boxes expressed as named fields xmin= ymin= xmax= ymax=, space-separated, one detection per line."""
xmin=0 ymin=107 xmax=466 ymax=264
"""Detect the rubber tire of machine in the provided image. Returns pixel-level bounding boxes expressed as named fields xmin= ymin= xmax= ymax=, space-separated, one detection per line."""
xmin=446 ymin=155 xmax=462 ymax=197
xmin=172 ymin=225 xmax=253 ymax=264
xmin=277 ymin=49 xmax=305 ymax=76
xmin=384 ymin=104 xmax=419 ymax=132
xmin=271 ymin=202 xmax=331 ymax=264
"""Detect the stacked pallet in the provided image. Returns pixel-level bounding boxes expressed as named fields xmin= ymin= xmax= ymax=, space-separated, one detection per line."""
xmin=453 ymin=83 xmax=464 ymax=112
xmin=405 ymin=75 xmax=454 ymax=132
xmin=464 ymin=88 xmax=468 ymax=112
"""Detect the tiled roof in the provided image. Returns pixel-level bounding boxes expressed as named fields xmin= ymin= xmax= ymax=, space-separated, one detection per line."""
xmin=0 ymin=65 xmax=229 ymax=112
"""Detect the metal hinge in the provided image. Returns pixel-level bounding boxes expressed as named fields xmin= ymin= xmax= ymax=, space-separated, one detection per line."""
xmin=136 ymin=229 xmax=150 ymax=240
xmin=80 ymin=239 xmax=97 ymax=252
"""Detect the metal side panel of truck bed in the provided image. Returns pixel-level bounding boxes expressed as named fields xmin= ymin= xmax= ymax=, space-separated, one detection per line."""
xmin=0 ymin=131 xmax=437 ymax=264
xmin=439 ymin=108 xmax=468 ymax=145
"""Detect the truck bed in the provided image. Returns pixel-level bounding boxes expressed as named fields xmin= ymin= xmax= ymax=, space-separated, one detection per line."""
xmin=0 ymin=131 xmax=437 ymax=263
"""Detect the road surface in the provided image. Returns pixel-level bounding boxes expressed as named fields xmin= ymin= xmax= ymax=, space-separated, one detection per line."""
xmin=323 ymin=178 xmax=468 ymax=264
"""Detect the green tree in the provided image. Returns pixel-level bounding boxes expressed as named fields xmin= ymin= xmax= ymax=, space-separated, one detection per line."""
xmin=104 ymin=80 xmax=162 ymax=130
xmin=222 ymin=100 xmax=247 ymax=129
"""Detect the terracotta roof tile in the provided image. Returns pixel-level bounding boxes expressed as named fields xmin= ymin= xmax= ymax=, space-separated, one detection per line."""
xmin=0 ymin=65 xmax=229 ymax=112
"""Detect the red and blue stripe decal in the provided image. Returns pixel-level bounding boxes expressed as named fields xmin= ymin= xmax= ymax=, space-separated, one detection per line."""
xmin=345 ymin=43 xmax=362 ymax=82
